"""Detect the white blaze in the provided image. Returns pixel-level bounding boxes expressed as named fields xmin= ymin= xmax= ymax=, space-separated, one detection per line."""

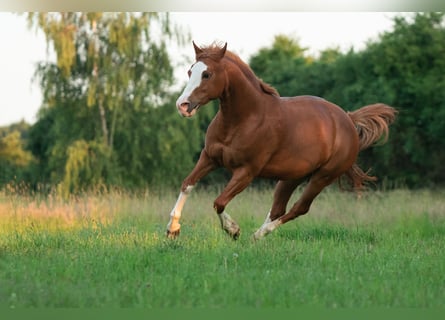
xmin=176 ymin=61 xmax=208 ymax=107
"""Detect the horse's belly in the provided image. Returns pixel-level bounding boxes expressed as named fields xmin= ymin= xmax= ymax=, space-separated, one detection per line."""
xmin=259 ymin=157 xmax=317 ymax=180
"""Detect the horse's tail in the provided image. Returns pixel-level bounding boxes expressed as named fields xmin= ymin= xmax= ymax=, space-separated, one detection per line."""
xmin=342 ymin=103 xmax=397 ymax=192
xmin=348 ymin=103 xmax=397 ymax=151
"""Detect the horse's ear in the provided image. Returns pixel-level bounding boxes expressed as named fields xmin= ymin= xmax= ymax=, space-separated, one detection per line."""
xmin=217 ymin=42 xmax=227 ymax=60
xmin=193 ymin=41 xmax=203 ymax=57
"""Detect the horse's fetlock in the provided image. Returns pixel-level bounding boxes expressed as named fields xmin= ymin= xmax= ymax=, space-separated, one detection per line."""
xmin=213 ymin=201 xmax=225 ymax=214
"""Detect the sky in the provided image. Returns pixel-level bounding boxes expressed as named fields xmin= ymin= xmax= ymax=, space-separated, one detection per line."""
xmin=0 ymin=12 xmax=402 ymax=126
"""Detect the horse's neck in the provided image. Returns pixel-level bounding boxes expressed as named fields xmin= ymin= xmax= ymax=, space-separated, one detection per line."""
xmin=219 ymin=68 xmax=271 ymax=123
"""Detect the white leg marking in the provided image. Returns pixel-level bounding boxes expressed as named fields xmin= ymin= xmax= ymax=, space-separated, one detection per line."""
xmin=253 ymin=216 xmax=282 ymax=240
xmin=166 ymin=185 xmax=194 ymax=234
xmin=260 ymin=211 xmax=272 ymax=227
xmin=218 ymin=211 xmax=240 ymax=238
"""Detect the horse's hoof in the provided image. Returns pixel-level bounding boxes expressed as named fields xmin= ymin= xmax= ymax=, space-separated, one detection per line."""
xmin=232 ymin=230 xmax=240 ymax=240
xmin=228 ymin=227 xmax=240 ymax=240
xmin=252 ymin=232 xmax=262 ymax=241
xmin=166 ymin=228 xmax=180 ymax=239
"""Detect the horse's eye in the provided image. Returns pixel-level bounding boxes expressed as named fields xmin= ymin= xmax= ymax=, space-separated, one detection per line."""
xmin=187 ymin=70 xmax=191 ymax=78
xmin=202 ymin=72 xmax=211 ymax=80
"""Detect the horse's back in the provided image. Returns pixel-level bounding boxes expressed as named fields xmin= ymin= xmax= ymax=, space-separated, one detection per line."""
xmin=280 ymin=95 xmax=357 ymax=139
xmin=281 ymin=95 xmax=348 ymax=118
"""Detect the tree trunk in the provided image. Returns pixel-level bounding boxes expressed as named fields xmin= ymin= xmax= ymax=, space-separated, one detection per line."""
xmin=92 ymin=19 xmax=109 ymax=148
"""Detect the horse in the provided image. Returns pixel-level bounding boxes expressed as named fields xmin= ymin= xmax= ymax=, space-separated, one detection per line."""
xmin=166 ymin=41 xmax=397 ymax=240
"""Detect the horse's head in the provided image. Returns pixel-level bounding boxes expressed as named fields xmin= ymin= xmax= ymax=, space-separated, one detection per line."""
xmin=176 ymin=41 xmax=227 ymax=117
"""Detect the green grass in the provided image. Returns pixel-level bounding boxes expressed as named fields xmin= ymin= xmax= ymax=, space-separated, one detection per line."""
xmin=0 ymin=187 xmax=444 ymax=307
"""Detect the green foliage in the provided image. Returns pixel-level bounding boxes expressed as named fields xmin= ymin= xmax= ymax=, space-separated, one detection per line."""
xmin=59 ymin=139 xmax=112 ymax=197
xmin=250 ymin=34 xmax=311 ymax=96
xmin=0 ymin=124 xmax=34 ymax=184
xmin=0 ymin=131 xmax=33 ymax=167
xmin=109 ymin=94 xmax=214 ymax=188
xmin=21 ymin=12 xmax=188 ymax=192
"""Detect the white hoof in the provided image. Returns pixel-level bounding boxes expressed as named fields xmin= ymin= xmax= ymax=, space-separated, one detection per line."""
xmin=253 ymin=219 xmax=281 ymax=240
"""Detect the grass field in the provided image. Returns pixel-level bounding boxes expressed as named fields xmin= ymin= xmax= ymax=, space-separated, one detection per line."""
xmin=0 ymin=186 xmax=444 ymax=308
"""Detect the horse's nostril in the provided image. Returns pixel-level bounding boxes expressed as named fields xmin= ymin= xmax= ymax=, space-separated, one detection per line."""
xmin=179 ymin=102 xmax=193 ymax=113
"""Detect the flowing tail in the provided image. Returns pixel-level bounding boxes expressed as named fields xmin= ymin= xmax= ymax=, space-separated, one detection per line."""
xmin=343 ymin=103 xmax=397 ymax=191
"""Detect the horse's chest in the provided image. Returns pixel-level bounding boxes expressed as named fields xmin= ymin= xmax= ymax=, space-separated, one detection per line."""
xmin=206 ymin=141 xmax=246 ymax=169
xmin=205 ymin=119 xmax=270 ymax=170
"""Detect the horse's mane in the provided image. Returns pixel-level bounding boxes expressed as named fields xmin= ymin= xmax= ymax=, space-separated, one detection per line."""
xmin=196 ymin=43 xmax=280 ymax=97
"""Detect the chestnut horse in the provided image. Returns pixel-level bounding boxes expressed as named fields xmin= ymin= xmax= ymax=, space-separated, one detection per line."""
xmin=166 ymin=42 xmax=396 ymax=240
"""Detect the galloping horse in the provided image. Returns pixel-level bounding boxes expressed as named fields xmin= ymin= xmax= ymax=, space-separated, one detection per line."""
xmin=166 ymin=42 xmax=397 ymax=240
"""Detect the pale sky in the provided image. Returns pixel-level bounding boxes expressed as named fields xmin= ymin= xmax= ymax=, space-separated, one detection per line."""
xmin=0 ymin=12 xmax=402 ymax=126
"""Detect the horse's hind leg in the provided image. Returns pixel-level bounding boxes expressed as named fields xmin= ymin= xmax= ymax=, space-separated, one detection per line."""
xmin=258 ymin=179 xmax=302 ymax=227
xmin=270 ymin=179 xmax=306 ymax=221
xmin=254 ymin=172 xmax=338 ymax=240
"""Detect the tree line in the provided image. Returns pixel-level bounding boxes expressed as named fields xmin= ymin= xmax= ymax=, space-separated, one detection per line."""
xmin=1 ymin=12 xmax=444 ymax=194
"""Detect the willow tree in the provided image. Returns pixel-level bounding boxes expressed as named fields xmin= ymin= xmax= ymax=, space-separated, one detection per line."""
xmin=0 ymin=130 xmax=34 ymax=186
xmin=26 ymin=12 xmax=185 ymax=194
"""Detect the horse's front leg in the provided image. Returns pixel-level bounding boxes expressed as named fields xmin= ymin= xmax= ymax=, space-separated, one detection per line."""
xmin=166 ymin=150 xmax=216 ymax=238
xmin=213 ymin=167 xmax=254 ymax=240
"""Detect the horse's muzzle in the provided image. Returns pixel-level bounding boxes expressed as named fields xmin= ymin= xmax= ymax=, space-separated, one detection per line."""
xmin=177 ymin=101 xmax=200 ymax=117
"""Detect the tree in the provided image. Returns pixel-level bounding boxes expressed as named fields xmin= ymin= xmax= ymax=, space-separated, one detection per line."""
xmin=0 ymin=126 xmax=34 ymax=185
xmin=361 ymin=12 xmax=445 ymax=186
xmin=26 ymin=12 xmax=186 ymax=193
xmin=249 ymin=34 xmax=311 ymax=96
xmin=0 ymin=131 xmax=33 ymax=167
